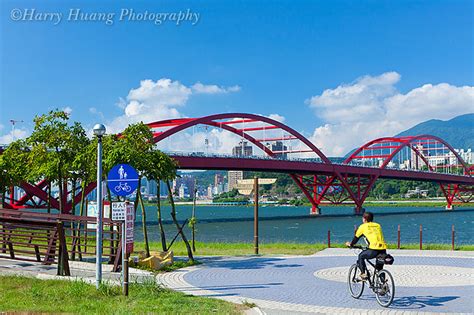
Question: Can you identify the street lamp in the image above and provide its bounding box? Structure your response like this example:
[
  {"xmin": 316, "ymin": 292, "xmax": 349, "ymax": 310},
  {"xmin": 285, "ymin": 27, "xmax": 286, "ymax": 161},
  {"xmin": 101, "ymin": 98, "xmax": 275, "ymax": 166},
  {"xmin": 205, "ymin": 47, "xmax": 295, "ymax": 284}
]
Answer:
[{"xmin": 93, "ymin": 123, "xmax": 106, "ymax": 289}]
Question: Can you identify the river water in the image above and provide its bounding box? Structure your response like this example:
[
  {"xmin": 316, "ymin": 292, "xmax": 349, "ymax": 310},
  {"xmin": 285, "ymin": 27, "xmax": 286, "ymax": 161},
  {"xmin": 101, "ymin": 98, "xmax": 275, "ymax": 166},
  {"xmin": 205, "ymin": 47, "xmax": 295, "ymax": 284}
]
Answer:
[{"xmin": 133, "ymin": 205, "xmax": 474, "ymax": 245}]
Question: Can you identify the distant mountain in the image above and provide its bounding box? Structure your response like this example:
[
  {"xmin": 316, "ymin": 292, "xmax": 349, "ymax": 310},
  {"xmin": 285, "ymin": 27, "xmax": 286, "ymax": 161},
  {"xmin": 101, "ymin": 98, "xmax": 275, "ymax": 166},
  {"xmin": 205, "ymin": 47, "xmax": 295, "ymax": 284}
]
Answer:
[{"xmin": 396, "ymin": 113, "xmax": 474, "ymax": 150}]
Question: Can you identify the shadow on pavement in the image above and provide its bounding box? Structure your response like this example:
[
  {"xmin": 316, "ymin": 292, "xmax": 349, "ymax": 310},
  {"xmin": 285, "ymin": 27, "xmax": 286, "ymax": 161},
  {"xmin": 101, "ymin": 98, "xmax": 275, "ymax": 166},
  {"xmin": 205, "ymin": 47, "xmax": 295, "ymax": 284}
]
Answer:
[
  {"xmin": 390, "ymin": 295, "xmax": 460, "ymax": 309},
  {"xmin": 175, "ymin": 282, "xmax": 284, "ymax": 298},
  {"xmin": 205, "ymin": 257, "xmax": 303, "ymax": 270}
]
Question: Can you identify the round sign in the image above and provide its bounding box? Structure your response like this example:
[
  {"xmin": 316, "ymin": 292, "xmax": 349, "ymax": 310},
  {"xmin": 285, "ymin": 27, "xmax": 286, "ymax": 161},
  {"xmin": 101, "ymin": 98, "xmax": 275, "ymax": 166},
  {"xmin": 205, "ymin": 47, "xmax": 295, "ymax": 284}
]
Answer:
[{"xmin": 107, "ymin": 164, "xmax": 139, "ymax": 196}]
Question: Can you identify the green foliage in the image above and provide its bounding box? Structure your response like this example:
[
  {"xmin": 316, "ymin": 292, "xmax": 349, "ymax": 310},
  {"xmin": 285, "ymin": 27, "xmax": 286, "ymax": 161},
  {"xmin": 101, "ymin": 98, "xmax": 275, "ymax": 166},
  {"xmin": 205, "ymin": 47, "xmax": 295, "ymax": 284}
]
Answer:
[
  {"xmin": 242, "ymin": 300, "xmax": 257, "ymax": 308},
  {"xmin": 1, "ymin": 111, "xmax": 178, "ymax": 214},
  {"xmin": 114, "ymin": 123, "xmax": 154, "ymax": 173},
  {"xmin": 188, "ymin": 216, "xmax": 197, "ymax": 228},
  {"xmin": 213, "ymin": 189, "xmax": 249, "ymax": 203},
  {"xmin": 0, "ymin": 140, "xmax": 30, "ymax": 189},
  {"xmin": 24, "ymin": 110, "xmax": 90, "ymax": 210},
  {"xmin": 143, "ymin": 149, "xmax": 177, "ymax": 182},
  {"xmin": 369, "ymin": 179, "xmax": 441, "ymax": 199}
]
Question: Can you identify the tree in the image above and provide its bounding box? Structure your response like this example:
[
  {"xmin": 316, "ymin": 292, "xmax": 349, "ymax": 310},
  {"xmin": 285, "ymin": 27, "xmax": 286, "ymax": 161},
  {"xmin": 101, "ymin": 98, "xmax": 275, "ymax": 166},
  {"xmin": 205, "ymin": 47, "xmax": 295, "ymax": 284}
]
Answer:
[
  {"xmin": 28, "ymin": 110, "xmax": 87, "ymax": 213},
  {"xmin": 142, "ymin": 150, "xmax": 177, "ymax": 252},
  {"xmin": 0, "ymin": 140, "xmax": 30, "ymax": 207},
  {"xmin": 66, "ymin": 122, "xmax": 90, "ymax": 215},
  {"xmin": 166, "ymin": 180, "xmax": 194, "ymax": 262},
  {"xmin": 102, "ymin": 123, "xmax": 155, "ymax": 257}
]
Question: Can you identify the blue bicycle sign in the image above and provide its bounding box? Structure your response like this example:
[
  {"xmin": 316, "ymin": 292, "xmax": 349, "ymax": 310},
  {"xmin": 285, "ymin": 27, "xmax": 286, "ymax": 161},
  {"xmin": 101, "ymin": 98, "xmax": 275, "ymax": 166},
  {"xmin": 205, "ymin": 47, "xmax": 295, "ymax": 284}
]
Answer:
[
  {"xmin": 114, "ymin": 182, "xmax": 132, "ymax": 193},
  {"xmin": 107, "ymin": 164, "xmax": 139, "ymax": 197}
]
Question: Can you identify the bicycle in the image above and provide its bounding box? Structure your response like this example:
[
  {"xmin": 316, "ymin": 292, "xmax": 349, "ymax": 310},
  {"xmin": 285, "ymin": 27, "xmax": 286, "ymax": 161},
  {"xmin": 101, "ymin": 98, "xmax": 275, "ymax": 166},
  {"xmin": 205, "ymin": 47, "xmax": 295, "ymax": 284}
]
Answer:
[
  {"xmin": 347, "ymin": 245, "xmax": 395, "ymax": 307},
  {"xmin": 114, "ymin": 182, "xmax": 132, "ymax": 193}
]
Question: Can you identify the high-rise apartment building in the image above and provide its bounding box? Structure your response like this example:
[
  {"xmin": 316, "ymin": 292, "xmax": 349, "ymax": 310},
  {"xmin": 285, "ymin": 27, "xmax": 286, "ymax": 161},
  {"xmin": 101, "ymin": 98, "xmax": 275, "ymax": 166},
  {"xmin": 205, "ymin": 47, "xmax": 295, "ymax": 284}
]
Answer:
[{"xmin": 228, "ymin": 170, "xmax": 243, "ymax": 191}]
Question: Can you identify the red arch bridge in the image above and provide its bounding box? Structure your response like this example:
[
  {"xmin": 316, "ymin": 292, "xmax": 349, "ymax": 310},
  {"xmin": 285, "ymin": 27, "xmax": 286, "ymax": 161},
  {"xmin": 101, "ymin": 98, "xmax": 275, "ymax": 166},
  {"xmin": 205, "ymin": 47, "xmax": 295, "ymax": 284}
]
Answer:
[{"xmin": 3, "ymin": 113, "xmax": 474, "ymax": 215}]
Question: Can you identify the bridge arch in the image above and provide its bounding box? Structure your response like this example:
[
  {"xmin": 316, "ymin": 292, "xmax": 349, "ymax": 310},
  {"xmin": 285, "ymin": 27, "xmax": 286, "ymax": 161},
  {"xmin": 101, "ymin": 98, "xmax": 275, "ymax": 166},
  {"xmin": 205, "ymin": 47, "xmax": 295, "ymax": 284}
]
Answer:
[
  {"xmin": 147, "ymin": 113, "xmax": 331, "ymax": 164},
  {"xmin": 345, "ymin": 135, "xmax": 470, "ymax": 174},
  {"xmin": 342, "ymin": 135, "xmax": 472, "ymax": 209}
]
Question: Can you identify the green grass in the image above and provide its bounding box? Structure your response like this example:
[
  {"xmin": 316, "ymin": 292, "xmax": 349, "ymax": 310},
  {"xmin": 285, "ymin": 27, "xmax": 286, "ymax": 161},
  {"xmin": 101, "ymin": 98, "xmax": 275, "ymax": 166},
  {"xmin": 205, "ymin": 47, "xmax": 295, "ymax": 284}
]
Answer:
[
  {"xmin": 363, "ymin": 201, "xmax": 474, "ymax": 207},
  {"xmin": 0, "ymin": 275, "xmax": 244, "ymax": 314},
  {"xmin": 133, "ymin": 241, "xmax": 474, "ymax": 256},
  {"xmin": 134, "ymin": 241, "xmax": 329, "ymax": 256}
]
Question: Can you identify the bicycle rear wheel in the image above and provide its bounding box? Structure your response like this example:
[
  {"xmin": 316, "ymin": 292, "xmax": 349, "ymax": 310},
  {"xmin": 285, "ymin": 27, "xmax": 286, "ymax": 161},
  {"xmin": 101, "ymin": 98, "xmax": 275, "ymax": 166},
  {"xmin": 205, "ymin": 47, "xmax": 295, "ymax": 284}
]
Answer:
[
  {"xmin": 348, "ymin": 264, "xmax": 364, "ymax": 298},
  {"xmin": 375, "ymin": 269, "xmax": 395, "ymax": 307}
]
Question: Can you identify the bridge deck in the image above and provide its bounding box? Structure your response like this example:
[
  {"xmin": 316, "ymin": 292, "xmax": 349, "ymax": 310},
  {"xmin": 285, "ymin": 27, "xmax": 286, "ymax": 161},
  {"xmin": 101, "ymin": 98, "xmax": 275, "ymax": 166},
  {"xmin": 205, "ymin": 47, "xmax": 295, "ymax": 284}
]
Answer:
[{"xmin": 170, "ymin": 155, "xmax": 474, "ymax": 185}]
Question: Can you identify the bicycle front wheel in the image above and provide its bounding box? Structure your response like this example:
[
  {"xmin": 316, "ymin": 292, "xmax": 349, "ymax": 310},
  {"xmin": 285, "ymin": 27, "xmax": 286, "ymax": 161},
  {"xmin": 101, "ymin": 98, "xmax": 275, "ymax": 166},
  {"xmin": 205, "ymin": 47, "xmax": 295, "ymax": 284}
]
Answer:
[
  {"xmin": 375, "ymin": 269, "xmax": 395, "ymax": 307},
  {"xmin": 348, "ymin": 264, "xmax": 364, "ymax": 298}
]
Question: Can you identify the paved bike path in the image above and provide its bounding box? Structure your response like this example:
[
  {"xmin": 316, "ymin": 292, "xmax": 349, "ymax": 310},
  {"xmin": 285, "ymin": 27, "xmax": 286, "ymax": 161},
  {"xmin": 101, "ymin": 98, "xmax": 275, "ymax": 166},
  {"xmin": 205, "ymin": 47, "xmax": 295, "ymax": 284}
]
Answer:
[{"xmin": 157, "ymin": 249, "xmax": 474, "ymax": 314}]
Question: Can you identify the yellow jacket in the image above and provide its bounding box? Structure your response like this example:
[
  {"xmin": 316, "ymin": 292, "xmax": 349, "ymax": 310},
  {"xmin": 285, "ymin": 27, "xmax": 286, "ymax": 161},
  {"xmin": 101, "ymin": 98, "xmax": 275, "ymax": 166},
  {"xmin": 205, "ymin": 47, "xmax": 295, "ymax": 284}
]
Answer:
[{"xmin": 355, "ymin": 222, "xmax": 387, "ymax": 250}]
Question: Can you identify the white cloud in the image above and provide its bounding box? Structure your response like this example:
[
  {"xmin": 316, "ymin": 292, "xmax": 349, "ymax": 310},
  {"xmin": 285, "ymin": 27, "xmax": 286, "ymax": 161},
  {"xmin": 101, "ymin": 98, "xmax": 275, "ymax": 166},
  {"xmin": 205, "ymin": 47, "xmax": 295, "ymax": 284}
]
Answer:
[
  {"xmin": 155, "ymin": 125, "xmax": 243, "ymax": 155},
  {"xmin": 106, "ymin": 78, "xmax": 240, "ymax": 134},
  {"xmin": 307, "ymin": 72, "xmax": 474, "ymax": 156},
  {"xmin": 106, "ymin": 78, "xmax": 192, "ymax": 133},
  {"xmin": 128, "ymin": 79, "xmax": 192, "ymax": 106},
  {"xmin": 192, "ymin": 82, "xmax": 241, "ymax": 94},
  {"xmin": 267, "ymin": 113, "xmax": 286, "ymax": 123},
  {"xmin": 0, "ymin": 128, "xmax": 29, "ymax": 144}
]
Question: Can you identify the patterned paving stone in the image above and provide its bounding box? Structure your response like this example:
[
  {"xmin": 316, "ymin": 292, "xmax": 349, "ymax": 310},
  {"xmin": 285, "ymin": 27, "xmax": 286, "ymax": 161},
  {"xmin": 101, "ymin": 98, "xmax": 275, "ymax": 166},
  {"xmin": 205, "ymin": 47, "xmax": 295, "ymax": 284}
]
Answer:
[
  {"xmin": 156, "ymin": 249, "xmax": 474, "ymax": 314},
  {"xmin": 314, "ymin": 265, "xmax": 474, "ymax": 287}
]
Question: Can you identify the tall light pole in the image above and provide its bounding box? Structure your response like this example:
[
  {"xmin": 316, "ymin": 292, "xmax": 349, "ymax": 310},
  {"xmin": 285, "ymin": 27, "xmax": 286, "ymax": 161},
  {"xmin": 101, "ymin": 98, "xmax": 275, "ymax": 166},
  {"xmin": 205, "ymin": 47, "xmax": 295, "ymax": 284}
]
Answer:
[{"xmin": 93, "ymin": 123, "xmax": 106, "ymax": 289}]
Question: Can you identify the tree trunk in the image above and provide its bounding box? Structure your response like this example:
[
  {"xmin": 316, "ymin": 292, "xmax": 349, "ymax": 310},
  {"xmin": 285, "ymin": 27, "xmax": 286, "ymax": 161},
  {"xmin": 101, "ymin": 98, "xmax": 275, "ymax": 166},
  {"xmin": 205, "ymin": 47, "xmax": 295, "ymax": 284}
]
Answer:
[
  {"xmin": 47, "ymin": 181, "xmax": 52, "ymax": 214},
  {"xmin": 70, "ymin": 177, "xmax": 77, "ymax": 260},
  {"xmin": 75, "ymin": 180, "xmax": 86, "ymax": 261},
  {"xmin": 58, "ymin": 162, "xmax": 63, "ymax": 213},
  {"xmin": 139, "ymin": 191, "xmax": 150, "ymax": 257},
  {"xmin": 78, "ymin": 181, "xmax": 86, "ymax": 217},
  {"xmin": 134, "ymin": 177, "xmax": 142, "ymax": 215},
  {"xmin": 191, "ymin": 185, "xmax": 197, "ymax": 252},
  {"xmin": 1, "ymin": 188, "xmax": 5, "ymax": 208},
  {"xmin": 156, "ymin": 181, "xmax": 167, "ymax": 251},
  {"xmin": 166, "ymin": 180, "xmax": 194, "ymax": 262}
]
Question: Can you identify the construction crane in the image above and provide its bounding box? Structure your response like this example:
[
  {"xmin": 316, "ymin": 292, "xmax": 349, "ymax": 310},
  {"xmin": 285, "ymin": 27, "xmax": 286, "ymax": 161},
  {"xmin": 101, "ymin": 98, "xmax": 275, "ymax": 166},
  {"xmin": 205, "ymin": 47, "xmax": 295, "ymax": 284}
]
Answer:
[{"xmin": 9, "ymin": 119, "xmax": 24, "ymax": 141}]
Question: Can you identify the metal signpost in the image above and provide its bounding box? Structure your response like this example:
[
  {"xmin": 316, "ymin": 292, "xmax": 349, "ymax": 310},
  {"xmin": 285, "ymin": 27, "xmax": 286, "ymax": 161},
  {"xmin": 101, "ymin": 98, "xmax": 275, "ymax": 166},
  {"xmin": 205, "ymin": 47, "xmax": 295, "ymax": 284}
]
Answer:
[
  {"xmin": 237, "ymin": 178, "xmax": 276, "ymax": 254},
  {"xmin": 108, "ymin": 164, "xmax": 139, "ymax": 296},
  {"xmin": 93, "ymin": 123, "xmax": 106, "ymax": 290}
]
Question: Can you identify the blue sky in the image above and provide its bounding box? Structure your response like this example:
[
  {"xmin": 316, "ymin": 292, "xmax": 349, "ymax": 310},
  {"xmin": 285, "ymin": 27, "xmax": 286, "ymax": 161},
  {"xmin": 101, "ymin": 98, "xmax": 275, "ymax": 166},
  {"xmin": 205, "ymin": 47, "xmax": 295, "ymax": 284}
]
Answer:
[{"xmin": 1, "ymin": 0, "xmax": 472, "ymax": 155}]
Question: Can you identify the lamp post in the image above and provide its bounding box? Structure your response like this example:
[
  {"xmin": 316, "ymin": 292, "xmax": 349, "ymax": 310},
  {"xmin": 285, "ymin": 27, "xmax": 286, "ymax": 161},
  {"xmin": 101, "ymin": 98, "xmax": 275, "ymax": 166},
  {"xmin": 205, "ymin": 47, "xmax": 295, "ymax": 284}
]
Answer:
[{"xmin": 93, "ymin": 123, "xmax": 106, "ymax": 289}]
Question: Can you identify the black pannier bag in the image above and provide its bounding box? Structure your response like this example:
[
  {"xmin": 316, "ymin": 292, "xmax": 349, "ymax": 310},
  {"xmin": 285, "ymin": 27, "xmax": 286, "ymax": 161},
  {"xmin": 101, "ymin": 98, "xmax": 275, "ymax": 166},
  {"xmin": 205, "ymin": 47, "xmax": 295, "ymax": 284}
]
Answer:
[{"xmin": 376, "ymin": 253, "xmax": 395, "ymax": 266}]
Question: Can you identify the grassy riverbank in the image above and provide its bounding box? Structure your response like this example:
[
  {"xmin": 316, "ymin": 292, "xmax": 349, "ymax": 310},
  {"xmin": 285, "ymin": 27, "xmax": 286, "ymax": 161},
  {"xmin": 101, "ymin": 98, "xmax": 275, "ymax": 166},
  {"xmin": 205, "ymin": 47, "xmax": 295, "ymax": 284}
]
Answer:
[
  {"xmin": 0, "ymin": 275, "xmax": 243, "ymax": 314},
  {"xmin": 134, "ymin": 241, "xmax": 474, "ymax": 256}
]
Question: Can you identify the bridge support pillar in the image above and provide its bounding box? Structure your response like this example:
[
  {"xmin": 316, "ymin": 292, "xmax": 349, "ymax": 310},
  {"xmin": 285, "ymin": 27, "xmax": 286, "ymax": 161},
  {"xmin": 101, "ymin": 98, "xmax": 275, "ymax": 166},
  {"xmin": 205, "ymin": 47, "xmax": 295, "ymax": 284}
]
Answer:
[
  {"xmin": 310, "ymin": 206, "xmax": 321, "ymax": 215},
  {"xmin": 445, "ymin": 204, "xmax": 454, "ymax": 211},
  {"xmin": 354, "ymin": 206, "xmax": 365, "ymax": 215}
]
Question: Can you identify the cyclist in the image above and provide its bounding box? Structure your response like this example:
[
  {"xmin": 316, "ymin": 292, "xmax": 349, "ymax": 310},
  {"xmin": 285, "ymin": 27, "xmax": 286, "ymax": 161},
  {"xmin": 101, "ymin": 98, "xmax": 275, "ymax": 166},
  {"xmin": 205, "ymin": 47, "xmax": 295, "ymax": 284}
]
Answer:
[{"xmin": 345, "ymin": 211, "xmax": 387, "ymax": 280}]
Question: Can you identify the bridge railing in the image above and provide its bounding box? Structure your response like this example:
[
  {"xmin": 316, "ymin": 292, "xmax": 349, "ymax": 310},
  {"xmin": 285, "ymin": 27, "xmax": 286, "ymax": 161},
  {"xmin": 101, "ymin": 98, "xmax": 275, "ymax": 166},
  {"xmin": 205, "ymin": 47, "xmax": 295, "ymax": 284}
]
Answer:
[{"xmin": 165, "ymin": 151, "xmax": 472, "ymax": 177}]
